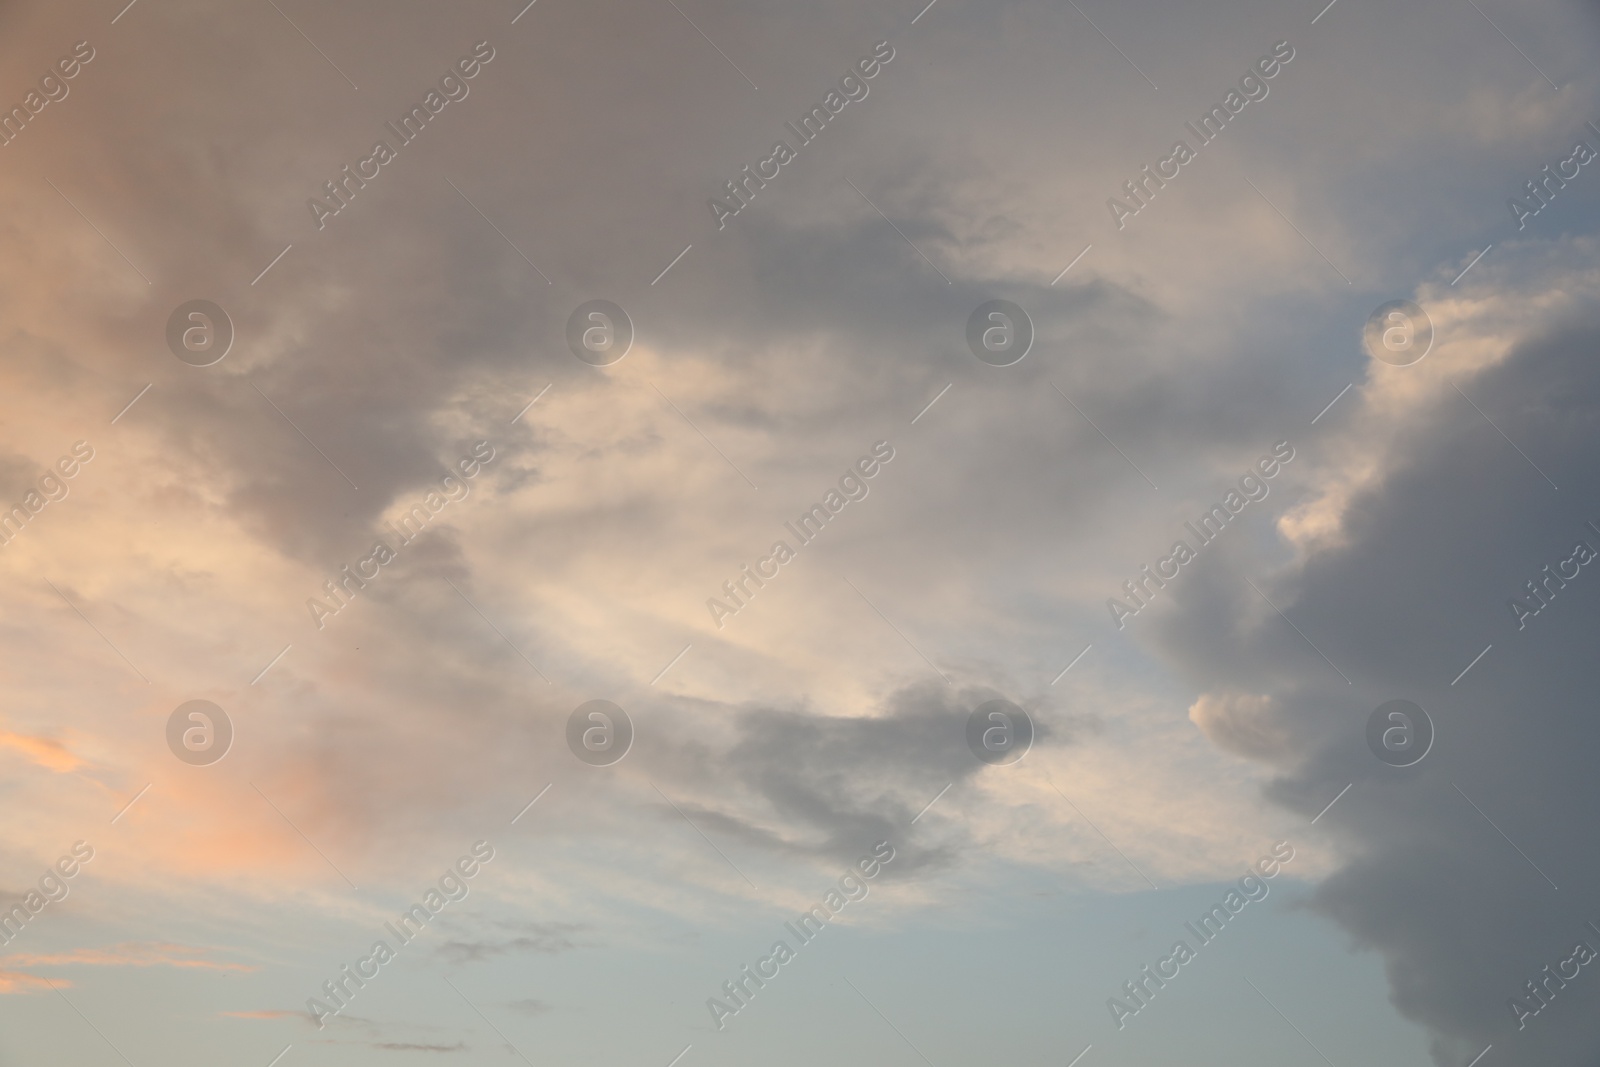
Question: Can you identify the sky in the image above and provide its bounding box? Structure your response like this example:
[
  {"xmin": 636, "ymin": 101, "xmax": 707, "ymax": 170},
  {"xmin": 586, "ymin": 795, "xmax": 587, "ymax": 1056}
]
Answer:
[{"xmin": 0, "ymin": 0, "xmax": 1599, "ymax": 1064}]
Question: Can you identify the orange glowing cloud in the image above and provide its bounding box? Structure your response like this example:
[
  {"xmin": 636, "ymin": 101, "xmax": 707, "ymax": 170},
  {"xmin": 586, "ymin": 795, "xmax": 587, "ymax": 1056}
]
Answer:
[
  {"xmin": 0, "ymin": 970, "xmax": 64, "ymax": 994},
  {"xmin": 0, "ymin": 729, "xmax": 83, "ymax": 773},
  {"xmin": 1, "ymin": 942, "xmax": 254, "ymax": 972}
]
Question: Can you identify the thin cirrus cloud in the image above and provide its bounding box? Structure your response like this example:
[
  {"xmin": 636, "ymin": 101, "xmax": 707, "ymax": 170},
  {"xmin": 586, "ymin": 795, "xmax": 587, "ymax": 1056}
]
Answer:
[
  {"xmin": 0, "ymin": 729, "xmax": 84, "ymax": 774},
  {"xmin": 0, "ymin": 942, "xmax": 256, "ymax": 972}
]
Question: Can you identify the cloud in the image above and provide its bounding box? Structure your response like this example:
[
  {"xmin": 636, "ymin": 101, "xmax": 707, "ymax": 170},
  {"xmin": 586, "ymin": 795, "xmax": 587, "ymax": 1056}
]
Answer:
[
  {"xmin": 646, "ymin": 680, "xmax": 1071, "ymax": 876},
  {"xmin": 0, "ymin": 970, "xmax": 60, "ymax": 995},
  {"xmin": 434, "ymin": 921, "xmax": 589, "ymax": 964},
  {"xmin": 1144, "ymin": 239, "xmax": 1600, "ymax": 1063},
  {"xmin": 1188, "ymin": 692, "xmax": 1293, "ymax": 763},
  {"xmin": 0, "ymin": 728, "xmax": 83, "ymax": 773},
  {"xmin": 2, "ymin": 942, "xmax": 256, "ymax": 973},
  {"xmin": 0, "ymin": 1, "xmax": 1596, "ymax": 1064}
]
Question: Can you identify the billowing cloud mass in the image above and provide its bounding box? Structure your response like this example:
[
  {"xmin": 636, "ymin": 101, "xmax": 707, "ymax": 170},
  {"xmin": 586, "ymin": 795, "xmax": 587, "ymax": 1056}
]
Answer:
[{"xmin": 0, "ymin": 0, "xmax": 1597, "ymax": 1064}]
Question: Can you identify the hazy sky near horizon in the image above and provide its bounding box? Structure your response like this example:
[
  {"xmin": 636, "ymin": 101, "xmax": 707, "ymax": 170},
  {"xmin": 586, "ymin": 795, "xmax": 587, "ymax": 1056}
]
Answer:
[{"xmin": 1, "ymin": 0, "xmax": 1600, "ymax": 1064}]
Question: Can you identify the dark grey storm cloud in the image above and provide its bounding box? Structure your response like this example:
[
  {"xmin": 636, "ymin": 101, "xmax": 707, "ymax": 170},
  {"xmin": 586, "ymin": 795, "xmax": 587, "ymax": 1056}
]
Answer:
[{"xmin": 1143, "ymin": 271, "xmax": 1600, "ymax": 1062}]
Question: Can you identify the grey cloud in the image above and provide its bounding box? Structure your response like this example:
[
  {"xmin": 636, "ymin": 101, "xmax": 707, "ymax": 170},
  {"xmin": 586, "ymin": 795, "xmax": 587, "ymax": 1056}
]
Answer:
[
  {"xmin": 642, "ymin": 680, "xmax": 1083, "ymax": 876},
  {"xmin": 1146, "ymin": 286, "xmax": 1600, "ymax": 1063},
  {"xmin": 434, "ymin": 921, "xmax": 591, "ymax": 964}
]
